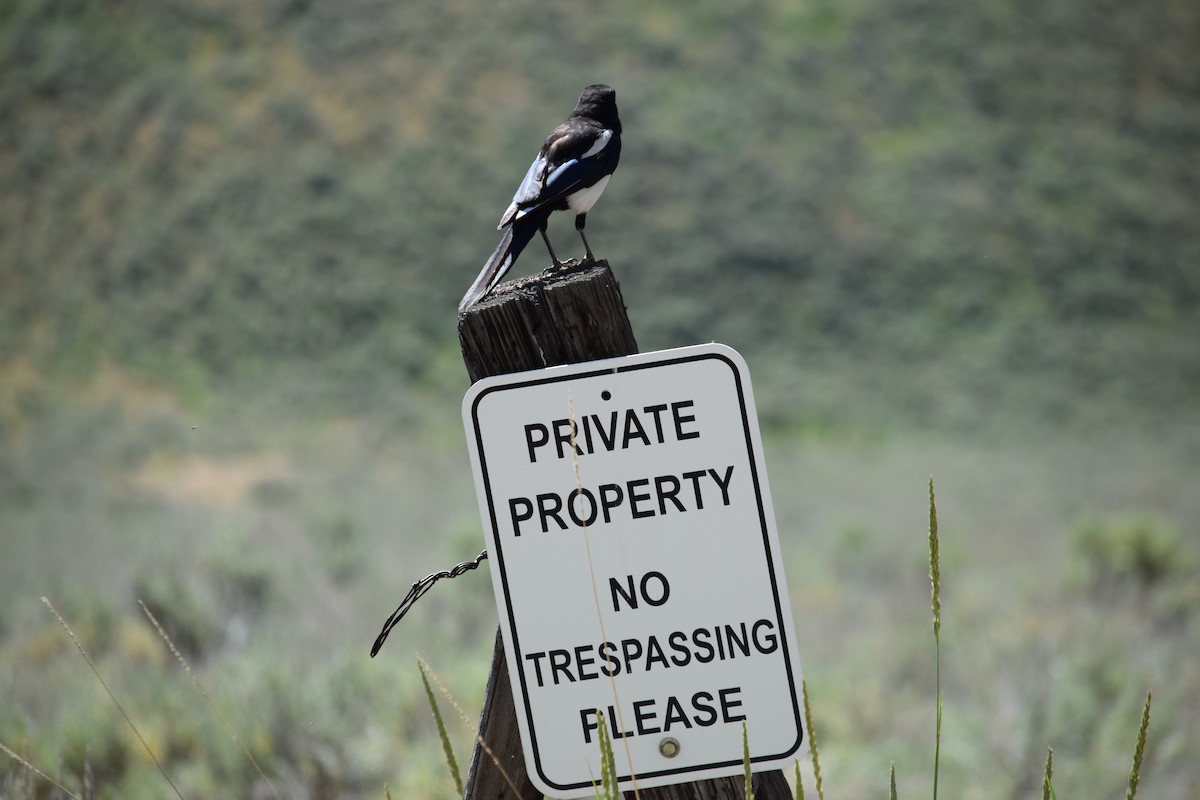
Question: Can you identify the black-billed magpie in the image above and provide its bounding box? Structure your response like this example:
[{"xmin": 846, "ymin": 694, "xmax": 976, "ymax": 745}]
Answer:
[{"xmin": 458, "ymin": 84, "xmax": 622, "ymax": 313}]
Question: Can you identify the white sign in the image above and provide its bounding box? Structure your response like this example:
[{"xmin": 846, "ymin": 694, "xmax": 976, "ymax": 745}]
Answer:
[{"xmin": 463, "ymin": 343, "xmax": 805, "ymax": 797}]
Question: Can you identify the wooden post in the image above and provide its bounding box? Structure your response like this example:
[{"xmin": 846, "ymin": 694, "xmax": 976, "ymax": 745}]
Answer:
[
  {"xmin": 457, "ymin": 261, "xmax": 794, "ymax": 800},
  {"xmin": 458, "ymin": 260, "xmax": 639, "ymax": 384}
]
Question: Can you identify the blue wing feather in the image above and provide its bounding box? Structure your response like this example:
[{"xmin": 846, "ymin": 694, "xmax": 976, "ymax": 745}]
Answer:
[
  {"xmin": 499, "ymin": 126, "xmax": 618, "ymax": 228},
  {"xmin": 512, "ymin": 155, "xmax": 546, "ymax": 206}
]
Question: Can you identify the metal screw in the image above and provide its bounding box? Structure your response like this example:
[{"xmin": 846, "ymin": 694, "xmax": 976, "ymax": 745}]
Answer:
[{"xmin": 659, "ymin": 737, "xmax": 680, "ymax": 758}]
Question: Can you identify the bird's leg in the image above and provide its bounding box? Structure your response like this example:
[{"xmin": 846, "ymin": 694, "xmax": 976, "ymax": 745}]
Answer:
[
  {"xmin": 575, "ymin": 213, "xmax": 596, "ymax": 263},
  {"xmin": 538, "ymin": 219, "xmax": 564, "ymax": 268}
]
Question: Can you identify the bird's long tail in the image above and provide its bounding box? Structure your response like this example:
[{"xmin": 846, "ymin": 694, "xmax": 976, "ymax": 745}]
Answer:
[{"xmin": 458, "ymin": 217, "xmax": 541, "ymax": 314}]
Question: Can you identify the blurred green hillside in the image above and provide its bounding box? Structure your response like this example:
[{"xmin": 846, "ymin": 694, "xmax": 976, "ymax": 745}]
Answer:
[
  {"xmin": 3, "ymin": 0, "xmax": 1197, "ymax": 431},
  {"xmin": 2, "ymin": 0, "xmax": 1199, "ymax": 798}
]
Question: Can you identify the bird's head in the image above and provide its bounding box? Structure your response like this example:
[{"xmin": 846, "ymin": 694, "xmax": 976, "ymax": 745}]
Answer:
[{"xmin": 573, "ymin": 84, "xmax": 621, "ymax": 133}]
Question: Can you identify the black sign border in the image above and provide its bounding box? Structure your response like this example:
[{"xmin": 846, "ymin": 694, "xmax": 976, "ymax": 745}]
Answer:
[{"xmin": 468, "ymin": 347, "xmax": 804, "ymax": 794}]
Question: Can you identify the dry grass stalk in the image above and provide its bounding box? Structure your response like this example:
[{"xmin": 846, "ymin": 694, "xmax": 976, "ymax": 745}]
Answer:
[
  {"xmin": 569, "ymin": 392, "xmax": 640, "ymax": 798},
  {"xmin": 801, "ymin": 679, "xmax": 823, "ymax": 800},
  {"xmin": 41, "ymin": 596, "xmax": 187, "ymax": 800},
  {"xmin": 742, "ymin": 722, "xmax": 754, "ymax": 800},
  {"xmin": 0, "ymin": 740, "xmax": 83, "ymax": 800},
  {"xmin": 138, "ymin": 600, "xmax": 282, "ymax": 800}
]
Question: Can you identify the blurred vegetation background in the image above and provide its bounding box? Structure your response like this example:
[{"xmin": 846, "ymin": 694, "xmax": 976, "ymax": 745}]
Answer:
[{"xmin": 1, "ymin": 0, "xmax": 1197, "ymax": 797}]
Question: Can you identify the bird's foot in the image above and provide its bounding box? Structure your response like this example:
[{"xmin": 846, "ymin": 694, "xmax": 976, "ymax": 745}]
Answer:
[{"xmin": 543, "ymin": 257, "xmax": 581, "ymax": 274}]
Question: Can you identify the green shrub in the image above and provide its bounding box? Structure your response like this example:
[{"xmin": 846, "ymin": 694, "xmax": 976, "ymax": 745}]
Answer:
[{"xmin": 1073, "ymin": 514, "xmax": 1187, "ymax": 598}]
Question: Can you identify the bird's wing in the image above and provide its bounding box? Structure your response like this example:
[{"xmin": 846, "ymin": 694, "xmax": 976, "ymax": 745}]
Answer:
[{"xmin": 498, "ymin": 123, "xmax": 615, "ymax": 229}]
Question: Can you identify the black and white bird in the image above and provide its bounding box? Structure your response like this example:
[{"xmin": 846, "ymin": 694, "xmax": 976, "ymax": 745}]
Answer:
[{"xmin": 458, "ymin": 84, "xmax": 622, "ymax": 313}]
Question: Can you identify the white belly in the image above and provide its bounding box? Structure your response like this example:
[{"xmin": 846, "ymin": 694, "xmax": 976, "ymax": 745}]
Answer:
[{"xmin": 566, "ymin": 174, "xmax": 611, "ymax": 214}]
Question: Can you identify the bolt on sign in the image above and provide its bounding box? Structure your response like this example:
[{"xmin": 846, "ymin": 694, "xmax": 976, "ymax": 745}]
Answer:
[{"xmin": 462, "ymin": 343, "xmax": 806, "ymax": 797}]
